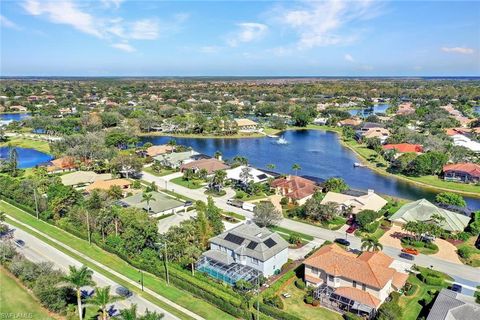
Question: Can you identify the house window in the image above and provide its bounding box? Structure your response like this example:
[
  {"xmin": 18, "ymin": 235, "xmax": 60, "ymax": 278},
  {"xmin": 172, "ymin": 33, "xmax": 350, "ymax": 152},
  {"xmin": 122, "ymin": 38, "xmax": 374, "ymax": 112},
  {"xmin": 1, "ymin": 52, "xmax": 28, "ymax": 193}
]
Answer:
[
  {"xmin": 353, "ymin": 281, "xmax": 357, "ymax": 288},
  {"xmin": 328, "ymin": 275, "xmax": 334, "ymax": 282},
  {"xmin": 311, "ymin": 267, "xmax": 319, "ymax": 275},
  {"xmin": 362, "ymin": 284, "xmax": 366, "ymax": 291},
  {"xmin": 251, "ymin": 257, "xmax": 259, "ymax": 265}
]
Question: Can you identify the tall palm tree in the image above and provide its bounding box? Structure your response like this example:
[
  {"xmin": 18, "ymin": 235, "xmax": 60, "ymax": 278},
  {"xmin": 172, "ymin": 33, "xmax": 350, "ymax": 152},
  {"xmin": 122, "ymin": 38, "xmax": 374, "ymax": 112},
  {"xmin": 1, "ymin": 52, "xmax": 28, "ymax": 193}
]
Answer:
[
  {"xmin": 214, "ymin": 150, "xmax": 222, "ymax": 160},
  {"xmin": 184, "ymin": 245, "xmax": 202, "ymax": 276},
  {"xmin": 141, "ymin": 192, "xmax": 154, "ymax": 214},
  {"xmin": 210, "ymin": 170, "xmax": 227, "ymax": 191},
  {"xmin": 63, "ymin": 265, "xmax": 95, "ymax": 320},
  {"xmin": 361, "ymin": 237, "xmax": 383, "ymax": 252},
  {"xmin": 117, "ymin": 305, "xmax": 164, "ymax": 320},
  {"xmin": 8, "ymin": 145, "xmax": 18, "ymax": 176},
  {"xmin": 292, "ymin": 163, "xmax": 301, "ymax": 176},
  {"xmin": 88, "ymin": 286, "xmax": 122, "ymax": 320}
]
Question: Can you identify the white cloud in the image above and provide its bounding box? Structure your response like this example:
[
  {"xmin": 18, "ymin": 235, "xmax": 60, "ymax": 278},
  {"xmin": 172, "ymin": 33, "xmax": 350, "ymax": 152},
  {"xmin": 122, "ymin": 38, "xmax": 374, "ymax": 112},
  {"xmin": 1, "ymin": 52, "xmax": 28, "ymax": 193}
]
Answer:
[
  {"xmin": 200, "ymin": 46, "xmax": 221, "ymax": 54},
  {"xmin": 101, "ymin": 0, "xmax": 124, "ymax": 9},
  {"xmin": 344, "ymin": 53, "xmax": 354, "ymax": 62},
  {"xmin": 111, "ymin": 42, "xmax": 135, "ymax": 52},
  {"xmin": 129, "ymin": 19, "xmax": 159, "ymax": 40},
  {"xmin": 441, "ymin": 47, "xmax": 474, "ymax": 54},
  {"xmin": 227, "ymin": 22, "xmax": 268, "ymax": 47},
  {"xmin": 0, "ymin": 15, "xmax": 21, "ymax": 30},
  {"xmin": 276, "ymin": 0, "xmax": 383, "ymax": 49}
]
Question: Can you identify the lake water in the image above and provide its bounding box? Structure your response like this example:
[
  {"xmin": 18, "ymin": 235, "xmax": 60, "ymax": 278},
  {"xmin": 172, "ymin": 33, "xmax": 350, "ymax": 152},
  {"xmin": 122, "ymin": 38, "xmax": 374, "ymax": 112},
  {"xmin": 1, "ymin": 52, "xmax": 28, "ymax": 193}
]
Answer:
[
  {"xmin": 0, "ymin": 113, "xmax": 31, "ymax": 121},
  {"xmin": 141, "ymin": 130, "xmax": 480, "ymax": 210},
  {"xmin": 348, "ymin": 103, "xmax": 389, "ymax": 116},
  {"xmin": 0, "ymin": 147, "xmax": 53, "ymax": 169}
]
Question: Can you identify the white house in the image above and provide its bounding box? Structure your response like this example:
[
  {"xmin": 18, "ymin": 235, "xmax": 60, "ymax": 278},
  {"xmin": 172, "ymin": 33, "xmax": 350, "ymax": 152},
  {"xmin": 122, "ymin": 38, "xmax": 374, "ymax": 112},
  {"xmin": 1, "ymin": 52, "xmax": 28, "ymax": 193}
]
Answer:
[{"xmin": 225, "ymin": 165, "xmax": 273, "ymax": 184}]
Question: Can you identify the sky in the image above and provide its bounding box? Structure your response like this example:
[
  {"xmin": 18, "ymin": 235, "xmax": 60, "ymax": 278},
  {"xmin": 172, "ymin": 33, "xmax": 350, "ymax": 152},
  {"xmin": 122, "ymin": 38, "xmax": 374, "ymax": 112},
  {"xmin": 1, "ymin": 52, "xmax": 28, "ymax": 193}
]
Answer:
[{"xmin": 0, "ymin": 0, "xmax": 479, "ymax": 76}]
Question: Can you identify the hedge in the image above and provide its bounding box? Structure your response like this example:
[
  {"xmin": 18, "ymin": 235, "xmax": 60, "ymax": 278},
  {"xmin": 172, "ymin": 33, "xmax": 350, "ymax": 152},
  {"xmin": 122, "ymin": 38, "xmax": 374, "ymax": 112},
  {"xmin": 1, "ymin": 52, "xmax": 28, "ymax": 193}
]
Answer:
[{"xmin": 258, "ymin": 303, "xmax": 302, "ymax": 320}]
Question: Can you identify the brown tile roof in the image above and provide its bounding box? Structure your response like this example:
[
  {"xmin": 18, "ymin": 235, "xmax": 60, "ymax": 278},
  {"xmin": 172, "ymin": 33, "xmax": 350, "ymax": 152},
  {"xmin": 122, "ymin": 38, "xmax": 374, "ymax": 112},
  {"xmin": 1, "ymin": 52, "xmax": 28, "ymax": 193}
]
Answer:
[
  {"xmin": 180, "ymin": 158, "xmax": 230, "ymax": 174},
  {"xmin": 304, "ymin": 244, "xmax": 396, "ymax": 289},
  {"xmin": 85, "ymin": 179, "xmax": 131, "ymax": 192},
  {"xmin": 443, "ymin": 163, "xmax": 480, "ymax": 178},
  {"xmin": 271, "ymin": 175, "xmax": 317, "ymax": 200},
  {"xmin": 235, "ymin": 118, "xmax": 258, "ymax": 127},
  {"xmin": 146, "ymin": 145, "xmax": 173, "ymax": 157},
  {"xmin": 392, "ymin": 272, "xmax": 409, "ymax": 290},
  {"xmin": 339, "ymin": 118, "xmax": 362, "ymax": 126},
  {"xmin": 334, "ymin": 287, "xmax": 381, "ymax": 308},
  {"xmin": 383, "ymin": 143, "xmax": 423, "ymax": 153},
  {"xmin": 46, "ymin": 156, "xmax": 77, "ymax": 172}
]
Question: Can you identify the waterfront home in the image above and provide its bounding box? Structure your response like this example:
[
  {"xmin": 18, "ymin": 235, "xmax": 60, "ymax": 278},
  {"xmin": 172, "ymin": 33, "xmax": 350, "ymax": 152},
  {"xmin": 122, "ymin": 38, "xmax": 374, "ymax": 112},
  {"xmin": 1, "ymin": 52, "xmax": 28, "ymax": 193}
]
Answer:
[
  {"xmin": 389, "ymin": 199, "xmax": 470, "ymax": 232},
  {"xmin": 396, "ymin": 102, "xmax": 415, "ymax": 115},
  {"xmin": 119, "ymin": 191, "xmax": 186, "ymax": 217},
  {"xmin": 234, "ymin": 118, "xmax": 259, "ymax": 132},
  {"xmin": 60, "ymin": 170, "xmax": 112, "ymax": 187},
  {"xmin": 9, "ymin": 105, "xmax": 28, "ymax": 112},
  {"xmin": 44, "ymin": 156, "xmax": 78, "ymax": 173},
  {"xmin": 313, "ymin": 117, "xmax": 328, "ymax": 125},
  {"xmin": 305, "ymin": 244, "xmax": 408, "ymax": 316},
  {"xmin": 427, "ymin": 289, "xmax": 480, "ymax": 320},
  {"xmin": 196, "ymin": 221, "xmax": 289, "ymax": 284},
  {"xmin": 338, "ymin": 118, "xmax": 362, "ymax": 127},
  {"xmin": 180, "ymin": 158, "xmax": 230, "ymax": 175},
  {"xmin": 382, "ymin": 143, "xmax": 423, "ymax": 154},
  {"xmin": 320, "ymin": 189, "xmax": 387, "ymax": 214},
  {"xmin": 270, "ymin": 175, "xmax": 317, "ymax": 205},
  {"xmin": 451, "ymin": 134, "xmax": 480, "ymax": 153},
  {"xmin": 443, "ymin": 163, "xmax": 480, "ymax": 184},
  {"xmin": 145, "ymin": 144, "xmax": 174, "ymax": 157},
  {"xmin": 441, "ymin": 104, "xmax": 472, "ymax": 127},
  {"xmin": 85, "ymin": 179, "xmax": 132, "ymax": 196},
  {"xmin": 153, "ymin": 150, "xmax": 199, "ymax": 169},
  {"xmin": 355, "ymin": 127, "xmax": 390, "ymax": 143},
  {"xmin": 225, "ymin": 165, "xmax": 273, "ymax": 184}
]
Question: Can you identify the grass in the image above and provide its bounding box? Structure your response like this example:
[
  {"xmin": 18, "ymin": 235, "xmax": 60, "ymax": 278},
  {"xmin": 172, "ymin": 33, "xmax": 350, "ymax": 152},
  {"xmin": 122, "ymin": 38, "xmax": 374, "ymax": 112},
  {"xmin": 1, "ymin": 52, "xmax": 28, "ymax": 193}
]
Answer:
[
  {"xmin": 398, "ymin": 174, "xmax": 480, "ymax": 194},
  {"xmin": 0, "ymin": 137, "xmax": 51, "ymax": 154},
  {"xmin": 456, "ymin": 236, "xmax": 480, "ymax": 267},
  {"xmin": 143, "ymin": 166, "xmax": 176, "ymax": 177},
  {"xmin": 269, "ymin": 226, "xmax": 314, "ymax": 241},
  {"xmin": 170, "ymin": 177, "xmax": 204, "ymax": 189},
  {"xmin": 138, "ymin": 131, "xmax": 265, "ymax": 139},
  {"xmin": 222, "ymin": 211, "xmax": 246, "ymax": 221},
  {"xmin": 355, "ymin": 226, "xmax": 386, "ymax": 240},
  {"xmin": 0, "ymin": 267, "xmax": 55, "ymax": 320},
  {"xmin": 0, "ymin": 201, "xmax": 235, "ymax": 320},
  {"xmin": 278, "ymin": 280, "xmax": 342, "ymax": 320}
]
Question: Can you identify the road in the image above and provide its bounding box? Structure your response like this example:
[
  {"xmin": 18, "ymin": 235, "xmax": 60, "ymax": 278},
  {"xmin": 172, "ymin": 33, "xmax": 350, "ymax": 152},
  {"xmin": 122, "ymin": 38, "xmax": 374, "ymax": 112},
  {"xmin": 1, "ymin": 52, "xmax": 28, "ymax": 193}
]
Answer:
[
  {"xmin": 7, "ymin": 223, "xmax": 179, "ymax": 320},
  {"xmin": 143, "ymin": 170, "xmax": 480, "ymax": 287}
]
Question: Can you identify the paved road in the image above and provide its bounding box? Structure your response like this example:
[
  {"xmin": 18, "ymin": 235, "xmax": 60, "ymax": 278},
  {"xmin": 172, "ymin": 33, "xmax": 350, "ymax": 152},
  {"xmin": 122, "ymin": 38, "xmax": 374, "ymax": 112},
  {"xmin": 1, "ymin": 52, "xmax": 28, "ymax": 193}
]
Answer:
[
  {"xmin": 7, "ymin": 223, "xmax": 179, "ymax": 320},
  {"xmin": 143, "ymin": 171, "xmax": 480, "ymax": 286}
]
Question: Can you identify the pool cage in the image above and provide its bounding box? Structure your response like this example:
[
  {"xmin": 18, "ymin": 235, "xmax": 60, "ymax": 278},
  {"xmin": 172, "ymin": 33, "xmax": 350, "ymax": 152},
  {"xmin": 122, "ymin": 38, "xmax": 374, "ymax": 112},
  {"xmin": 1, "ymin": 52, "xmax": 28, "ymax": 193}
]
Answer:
[
  {"xmin": 314, "ymin": 284, "xmax": 376, "ymax": 319},
  {"xmin": 196, "ymin": 255, "xmax": 262, "ymax": 286}
]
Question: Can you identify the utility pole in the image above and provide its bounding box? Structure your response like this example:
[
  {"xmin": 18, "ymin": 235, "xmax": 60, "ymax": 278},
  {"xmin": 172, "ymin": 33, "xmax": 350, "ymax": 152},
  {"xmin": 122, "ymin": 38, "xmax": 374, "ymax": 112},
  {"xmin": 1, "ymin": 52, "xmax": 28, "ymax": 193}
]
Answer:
[
  {"xmin": 33, "ymin": 187, "xmax": 39, "ymax": 219},
  {"xmin": 164, "ymin": 241, "xmax": 170, "ymax": 285},
  {"xmin": 139, "ymin": 270, "xmax": 144, "ymax": 291},
  {"xmin": 86, "ymin": 210, "xmax": 91, "ymax": 245}
]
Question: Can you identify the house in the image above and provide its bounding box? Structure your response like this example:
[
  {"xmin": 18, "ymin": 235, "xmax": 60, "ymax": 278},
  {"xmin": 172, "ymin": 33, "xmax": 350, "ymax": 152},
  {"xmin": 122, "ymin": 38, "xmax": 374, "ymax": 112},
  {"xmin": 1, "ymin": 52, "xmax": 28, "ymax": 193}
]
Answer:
[
  {"xmin": 234, "ymin": 118, "xmax": 259, "ymax": 131},
  {"xmin": 85, "ymin": 179, "xmax": 132, "ymax": 195},
  {"xmin": 9, "ymin": 105, "xmax": 28, "ymax": 112},
  {"xmin": 119, "ymin": 191, "xmax": 186, "ymax": 217},
  {"xmin": 270, "ymin": 175, "xmax": 317, "ymax": 205},
  {"xmin": 396, "ymin": 102, "xmax": 415, "ymax": 116},
  {"xmin": 355, "ymin": 127, "xmax": 390, "ymax": 143},
  {"xmin": 145, "ymin": 145, "xmax": 174, "ymax": 157},
  {"xmin": 305, "ymin": 244, "xmax": 408, "ymax": 315},
  {"xmin": 225, "ymin": 165, "xmax": 273, "ymax": 184},
  {"xmin": 451, "ymin": 134, "xmax": 480, "ymax": 153},
  {"xmin": 313, "ymin": 117, "xmax": 328, "ymax": 125},
  {"xmin": 443, "ymin": 163, "xmax": 480, "ymax": 183},
  {"xmin": 44, "ymin": 157, "xmax": 78, "ymax": 173},
  {"xmin": 441, "ymin": 105, "xmax": 472, "ymax": 127},
  {"xmin": 153, "ymin": 150, "xmax": 199, "ymax": 169},
  {"xmin": 60, "ymin": 171, "xmax": 112, "ymax": 187},
  {"xmin": 196, "ymin": 222, "xmax": 289, "ymax": 284},
  {"xmin": 426, "ymin": 289, "xmax": 480, "ymax": 320},
  {"xmin": 338, "ymin": 118, "xmax": 362, "ymax": 127},
  {"xmin": 180, "ymin": 158, "xmax": 230, "ymax": 175},
  {"xmin": 320, "ymin": 189, "xmax": 387, "ymax": 214},
  {"xmin": 382, "ymin": 143, "xmax": 423, "ymax": 154},
  {"xmin": 389, "ymin": 199, "xmax": 471, "ymax": 232}
]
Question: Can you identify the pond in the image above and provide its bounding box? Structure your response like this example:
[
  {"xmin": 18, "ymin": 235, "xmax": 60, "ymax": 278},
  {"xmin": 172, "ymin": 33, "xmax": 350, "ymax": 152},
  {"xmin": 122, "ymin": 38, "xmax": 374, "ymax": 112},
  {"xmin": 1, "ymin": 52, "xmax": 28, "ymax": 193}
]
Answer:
[
  {"xmin": 0, "ymin": 113, "xmax": 31, "ymax": 121},
  {"xmin": 0, "ymin": 147, "xmax": 53, "ymax": 169},
  {"xmin": 141, "ymin": 130, "xmax": 480, "ymax": 210},
  {"xmin": 348, "ymin": 103, "xmax": 389, "ymax": 116}
]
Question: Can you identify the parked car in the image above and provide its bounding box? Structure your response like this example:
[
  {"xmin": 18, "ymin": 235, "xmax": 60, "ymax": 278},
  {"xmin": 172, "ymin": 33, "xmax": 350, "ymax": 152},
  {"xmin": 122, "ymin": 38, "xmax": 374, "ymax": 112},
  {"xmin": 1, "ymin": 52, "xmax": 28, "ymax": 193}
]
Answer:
[
  {"xmin": 334, "ymin": 238, "xmax": 350, "ymax": 246},
  {"xmin": 346, "ymin": 225, "xmax": 358, "ymax": 234},
  {"xmin": 226, "ymin": 199, "xmax": 243, "ymax": 208},
  {"xmin": 401, "ymin": 247, "xmax": 419, "ymax": 255},
  {"xmin": 115, "ymin": 286, "xmax": 133, "ymax": 298},
  {"xmin": 14, "ymin": 239, "xmax": 25, "ymax": 247},
  {"xmin": 450, "ymin": 284, "xmax": 462, "ymax": 293},
  {"xmin": 242, "ymin": 202, "xmax": 256, "ymax": 212},
  {"xmin": 399, "ymin": 252, "xmax": 415, "ymax": 261}
]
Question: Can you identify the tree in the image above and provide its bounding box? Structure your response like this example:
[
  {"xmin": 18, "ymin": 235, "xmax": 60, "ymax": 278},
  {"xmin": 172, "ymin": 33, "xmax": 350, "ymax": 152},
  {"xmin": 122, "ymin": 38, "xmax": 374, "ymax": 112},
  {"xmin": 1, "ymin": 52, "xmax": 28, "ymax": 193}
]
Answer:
[
  {"xmin": 376, "ymin": 301, "xmax": 403, "ymax": 320},
  {"xmin": 88, "ymin": 286, "xmax": 122, "ymax": 320},
  {"xmin": 183, "ymin": 245, "xmax": 202, "ymax": 276},
  {"xmin": 233, "ymin": 156, "xmax": 248, "ymax": 166},
  {"xmin": 117, "ymin": 305, "xmax": 164, "ymax": 320},
  {"xmin": 239, "ymin": 166, "xmax": 253, "ymax": 184},
  {"xmin": 63, "ymin": 265, "xmax": 95, "ymax": 320},
  {"xmin": 141, "ymin": 192, "xmax": 154, "ymax": 214},
  {"xmin": 266, "ymin": 163, "xmax": 276, "ymax": 170},
  {"xmin": 291, "ymin": 107, "xmax": 312, "ymax": 127},
  {"xmin": 0, "ymin": 211, "xmax": 8, "ymax": 234},
  {"xmin": 8, "ymin": 145, "xmax": 18, "ymax": 176},
  {"xmin": 210, "ymin": 170, "xmax": 227, "ymax": 191},
  {"xmin": 361, "ymin": 237, "xmax": 383, "ymax": 252},
  {"xmin": 435, "ymin": 192, "xmax": 466, "ymax": 207},
  {"xmin": 110, "ymin": 154, "xmax": 143, "ymax": 179},
  {"xmin": 253, "ymin": 201, "xmax": 283, "ymax": 227},
  {"xmin": 324, "ymin": 177, "xmax": 349, "ymax": 193},
  {"xmin": 214, "ymin": 150, "xmax": 222, "ymax": 159},
  {"xmin": 305, "ymin": 200, "xmax": 338, "ymax": 222},
  {"xmin": 291, "ymin": 163, "xmax": 301, "ymax": 176},
  {"xmin": 342, "ymin": 126, "xmax": 355, "ymax": 140}
]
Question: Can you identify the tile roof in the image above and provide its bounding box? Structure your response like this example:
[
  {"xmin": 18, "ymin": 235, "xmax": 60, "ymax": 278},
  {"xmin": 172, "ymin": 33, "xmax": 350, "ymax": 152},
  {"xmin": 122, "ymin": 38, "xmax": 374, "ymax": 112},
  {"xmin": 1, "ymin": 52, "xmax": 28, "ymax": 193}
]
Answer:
[
  {"xmin": 180, "ymin": 158, "xmax": 230, "ymax": 174},
  {"xmin": 235, "ymin": 118, "xmax": 258, "ymax": 127},
  {"xmin": 392, "ymin": 272, "xmax": 409, "ymax": 290},
  {"xmin": 334, "ymin": 287, "xmax": 381, "ymax": 308},
  {"xmin": 146, "ymin": 145, "xmax": 174, "ymax": 157},
  {"xmin": 85, "ymin": 179, "xmax": 131, "ymax": 192},
  {"xmin": 443, "ymin": 163, "xmax": 480, "ymax": 178},
  {"xmin": 383, "ymin": 143, "xmax": 423, "ymax": 153},
  {"xmin": 304, "ymin": 244, "xmax": 397, "ymax": 289},
  {"xmin": 321, "ymin": 191, "xmax": 387, "ymax": 214},
  {"xmin": 427, "ymin": 289, "xmax": 480, "ymax": 320},
  {"xmin": 271, "ymin": 175, "xmax": 317, "ymax": 200}
]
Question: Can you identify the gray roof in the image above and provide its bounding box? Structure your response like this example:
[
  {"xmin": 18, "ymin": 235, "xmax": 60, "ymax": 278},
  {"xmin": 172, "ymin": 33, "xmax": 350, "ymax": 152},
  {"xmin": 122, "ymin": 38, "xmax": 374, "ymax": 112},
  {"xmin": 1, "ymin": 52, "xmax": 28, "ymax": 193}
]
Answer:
[
  {"xmin": 209, "ymin": 222, "xmax": 288, "ymax": 262},
  {"xmin": 389, "ymin": 199, "xmax": 471, "ymax": 232},
  {"xmin": 427, "ymin": 289, "xmax": 480, "ymax": 320},
  {"xmin": 121, "ymin": 191, "xmax": 185, "ymax": 213},
  {"xmin": 60, "ymin": 171, "xmax": 112, "ymax": 186},
  {"xmin": 153, "ymin": 151, "xmax": 198, "ymax": 166}
]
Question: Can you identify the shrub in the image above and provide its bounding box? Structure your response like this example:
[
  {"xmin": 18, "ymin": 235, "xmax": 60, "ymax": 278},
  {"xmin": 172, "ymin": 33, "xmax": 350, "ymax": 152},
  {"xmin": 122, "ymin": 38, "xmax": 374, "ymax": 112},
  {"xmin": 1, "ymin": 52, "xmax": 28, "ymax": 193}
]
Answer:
[
  {"xmin": 343, "ymin": 312, "xmax": 363, "ymax": 320},
  {"xmin": 362, "ymin": 221, "xmax": 379, "ymax": 233},
  {"xmin": 288, "ymin": 234, "xmax": 302, "ymax": 245},
  {"xmin": 425, "ymin": 276, "xmax": 443, "ymax": 286},
  {"xmin": 304, "ymin": 295, "xmax": 313, "ymax": 304},
  {"xmin": 457, "ymin": 232, "xmax": 471, "ymax": 242},
  {"xmin": 295, "ymin": 279, "xmax": 306, "ymax": 290},
  {"xmin": 235, "ymin": 190, "xmax": 247, "ymax": 199},
  {"xmin": 404, "ymin": 283, "xmax": 417, "ymax": 296},
  {"xmin": 425, "ymin": 242, "xmax": 438, "ymax": 250},
  {"xmin": 258, "ymin": 303, "xmax": 302, "ymax": 320},
  {"xmin": 311, "ymin": 299, "xmax": 320, "ymax": 307},
  {"xmin": 280, "ymin": 197, "xmax": 289, "ymax": 206},
  {"xmin": 263, "ymin": 295, "xmax": 284, "ymax": 309},
  {"xmin": 458, "ymin": 246, "xmax": 472, "ymax": 259}
]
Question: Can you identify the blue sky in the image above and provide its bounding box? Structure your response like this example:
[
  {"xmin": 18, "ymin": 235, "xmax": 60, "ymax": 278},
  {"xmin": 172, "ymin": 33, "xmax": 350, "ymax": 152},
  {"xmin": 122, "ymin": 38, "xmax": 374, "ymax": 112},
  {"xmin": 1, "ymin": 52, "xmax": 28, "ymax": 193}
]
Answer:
[{"xmin": 1, "ymin": 0, "xmax": 479, "ymax": 76}]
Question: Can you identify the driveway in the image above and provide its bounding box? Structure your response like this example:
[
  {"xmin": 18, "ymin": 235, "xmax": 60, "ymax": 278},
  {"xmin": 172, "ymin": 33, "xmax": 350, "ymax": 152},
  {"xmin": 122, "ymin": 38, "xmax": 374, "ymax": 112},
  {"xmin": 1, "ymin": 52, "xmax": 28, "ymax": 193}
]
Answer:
[
  {"xmin": 431, "ymin": 239, "xmax": 462, "ymax": 265},
  {"xmin": 379, "ymin": 225, "xmax": 405, "ymax": 249},
  {"xmin": 157, "ymin": 210, "xmax": 197, "ymax": 234},
  {"xmin": 288, "ymin": 238, "xmax": 325, "ymax": 260}
]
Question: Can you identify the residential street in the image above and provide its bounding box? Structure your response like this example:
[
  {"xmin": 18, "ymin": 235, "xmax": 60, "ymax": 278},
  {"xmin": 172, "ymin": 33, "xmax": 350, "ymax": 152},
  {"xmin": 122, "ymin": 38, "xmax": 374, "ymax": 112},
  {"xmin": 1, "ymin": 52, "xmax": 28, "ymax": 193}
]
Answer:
[
  {"xmin": 7, "ymin": 223, "xmax": 180, "ymax": 320},
  {"xmin": 143, "ymin": 170, "xmax": 480, "ymax": 287}
]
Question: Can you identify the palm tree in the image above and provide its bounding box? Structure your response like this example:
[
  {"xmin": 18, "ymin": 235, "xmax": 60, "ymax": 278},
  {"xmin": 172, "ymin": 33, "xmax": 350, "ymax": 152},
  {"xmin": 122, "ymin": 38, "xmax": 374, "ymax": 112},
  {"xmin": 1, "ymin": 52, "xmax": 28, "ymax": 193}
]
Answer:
[
  {"xmin": 210, "ymin": 170, "xmax": 227, "ymax": 191},
  {"xmin": 361, "ymin": 237, "xmax": 383, "ymax": 252},
  {"xmin": 117, "ymin": 305, "xmax": 165, "ymax": 320},
  {"xmin": 8, "ymin": 145, "xmax": 18, "ymax": 176},
  {"xmin": 214, "ymin": 150, "xmax": 222, "ymax": 160},
  {"xmin": 291, "ymin": 163, "xmax": 301, "ymax": 176},
  {"xmin": 184, "ymin": 245, "xmax": 202, "ymax": 276},
  {"xmin": 88, "ymin": 286, "xmax": 122, "ymax": 320},
  {"xmin": 266, "ymin": 163, "xmax": 276, "ymax": 170},
  {"xmin": 141, "ymin": 192, "xmax": 154, "ymax": 214},
  {"xmin": 63, "ymin": 265, "xmax": 95, "ymax": 320},
  {"xmin": 233, "ymin": 156, "xmax": 248, "ymax": 166}
]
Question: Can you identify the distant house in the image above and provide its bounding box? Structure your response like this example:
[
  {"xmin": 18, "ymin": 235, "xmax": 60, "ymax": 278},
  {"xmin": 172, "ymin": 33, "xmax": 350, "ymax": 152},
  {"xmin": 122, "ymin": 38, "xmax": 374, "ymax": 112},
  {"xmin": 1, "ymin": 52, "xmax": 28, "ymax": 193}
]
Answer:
[
  {"xmin": 60, "ymin": 171, "xmax": 112, "ymax": 187},
  {"xmin": 338, "ymin": 118, "xmax": 362, "ymax": 127},
  {"xmin": 355, "ymin": 127, "xmax": 390, "ymax": 143},
  {"xmin": 145, "ymin": 145, "xmax": 174, "ymax": 157},
  {"xmin": 304, "ymin": 244, "xmax": 408, "ymax": 316},
  {"xmin": 234, "ymin": 118, "xmax": 259, "ymax": 131},
  {"xmin": 382, "ymin": 143, "xmax": 423, "ymax": 154},
  {"xmin": 427, "ymin": 289, "xmax": 480, "ymax": 320},
  {"xmin": 225, "ymin": 165, "xmax": 273, "ymax": 184},
  {"xmin": 320, "ymin": 189, "xmax": 387, "ymax": 214},
  {"xmin": 443, "ymin": 163, "xmax": 480, "ymax": 184},
  {"xmin": 389, "ymin": 199, "xmax": 471, "ymax": 232},
  {"xmin": 450, "ymin": 134, "xmax": 480, "ymax": 153},
  {"xmin": 153, "ymin": 150, "xmax": 199, "ymax": 169},
  {"xmin": 313, "ymin": 117, "xmax": 327, "ymax": 125},
  {"xmin": 85, "ymin": 179, "xmax": 132, "ymax": 196},
  {"xmin": 396, "ymin": 102, "xmax": 415, "ymax": 116},
  {"xmin": 180, "ymin": 158, "xmax": 230, "ymax": 175},
  {"xmin": 120, "ymin": 191, "xmax": 186, "ymax": 216},
  {"xmin": 196, "ymin": 222, "xmax": 289, "ymax": 284},
  {"xmin": 9, "ymin": 105, "xmax": 28, "ymax": 112},
  {"xmin": 270, "ymin": 175, "xmax": 317, "ymax": 205},
  {"xmin": 44, "ymin": 157, "xmax": 78, "ymax": 173}
]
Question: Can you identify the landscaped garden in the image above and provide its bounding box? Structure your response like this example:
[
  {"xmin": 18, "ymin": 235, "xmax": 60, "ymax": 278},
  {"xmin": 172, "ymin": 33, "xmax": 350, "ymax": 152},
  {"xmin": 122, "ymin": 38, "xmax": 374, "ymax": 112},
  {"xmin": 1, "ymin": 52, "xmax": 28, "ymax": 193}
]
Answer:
[{"xmin": 171, "ymin": 176, "xmax": 204, "ymax": 189}]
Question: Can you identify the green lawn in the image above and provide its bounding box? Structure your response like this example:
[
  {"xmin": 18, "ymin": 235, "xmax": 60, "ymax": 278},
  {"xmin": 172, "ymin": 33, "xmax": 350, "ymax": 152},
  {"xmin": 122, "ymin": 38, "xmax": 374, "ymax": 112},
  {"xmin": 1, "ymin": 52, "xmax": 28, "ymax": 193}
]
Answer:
[
  {"xmin": 143, "ymin": 166, "xmax": 176, "ymax": 177},
  {"xmin": 456, "ymin": 236, "xmax": 480, "ymax": 267},
  {"xmin": 170, "ymin": 177, "xmax": 204, "ymax": 189},
  {"xmin": 399, "ymin": 174, "xmax": 480, "ymax": 194},
  {"xmin": 269, "ymin": 226, "xmax": 314, "ymax": 241},
  {"xmin": 0, "ymin": 137, "xmax": 51, "ymax": 154},
  {"xmin": 0, "ymin": 201, "xmax": 234, "ymax": 320},
  {"xmin": 0, "ymin": 267, "xmax": 55, "ymax": 320}
]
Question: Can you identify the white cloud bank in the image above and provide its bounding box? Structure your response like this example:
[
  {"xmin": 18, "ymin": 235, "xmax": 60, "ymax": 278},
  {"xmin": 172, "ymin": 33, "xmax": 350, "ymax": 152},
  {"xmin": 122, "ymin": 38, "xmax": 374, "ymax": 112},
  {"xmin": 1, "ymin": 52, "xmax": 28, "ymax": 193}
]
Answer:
[
  {"xmin": 441, "ymin": 47, "xmax": 475, "ymax": 54},
  {"xmin": 227, "ymin": 22, "xmax": 268, "ymax": 47}
]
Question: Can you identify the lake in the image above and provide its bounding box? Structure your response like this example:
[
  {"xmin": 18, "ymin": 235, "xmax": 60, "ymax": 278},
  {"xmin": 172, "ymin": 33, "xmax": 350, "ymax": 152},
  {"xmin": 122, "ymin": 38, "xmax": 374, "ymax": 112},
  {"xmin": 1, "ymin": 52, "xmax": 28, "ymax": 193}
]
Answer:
[
  {"xmin": 348, "ymin": 103, "xmax": 389, "ymax": 116},
  {"xmin": 141, "ymin": 130, "xmax": 480, "ymax": 210},
  {"xmin": 0, "ymin": 147, "xmax": 53, "ymax": 169},
  {"xmin": 0, "ymin": 113, "xmax": 31, "ymax": 121}
]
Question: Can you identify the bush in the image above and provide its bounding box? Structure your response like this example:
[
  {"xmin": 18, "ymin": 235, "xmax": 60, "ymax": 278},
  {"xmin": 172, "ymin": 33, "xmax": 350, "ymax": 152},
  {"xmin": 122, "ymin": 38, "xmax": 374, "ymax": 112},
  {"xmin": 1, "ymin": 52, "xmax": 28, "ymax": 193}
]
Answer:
[
  {"xmin": 356, "ymin": 210, "xmax": 382, "ymax": 228},
  {"xmin": 280, "ymin": 197, "xmax": 289, "ymax": 206},
  {"xmin": 343, "ymin": 312, "xmax": 363, "ymax": 320},
  {"xmin": 295, "ymin": 279, "xmax": 306, "ymax": 290},
  {"xmin": 304, "ymin": 295, "xmax": 313, "ymax": 304},
  {"xmin": 258, "ymin": 303, "xmax": 302, "ymax": 320},
  {"xmin": 362, "ymin": 221, "xmax": 379, "ymax": 233},
  {"xmin": 235, "ymin": 190, "xmax": 247, "ymax": 199},
  {"xmin": 311, "ymin": 299, "xmax": 320, "ymax": 307},
  {"xmin": 404, "ymin": 283, "xmax": 417, "ymax": 296},
  {"xmin": 263, "ymin": 295, "xmax": 284, "ymax": 309},
  {"xmin": 457, "ymin": 232, "xmax": 471, "ymax": 242},
  {"xmin": 458, "ymin": 246, "xmax": 472, "ymax": 259},
  {"xmin": 424, "ymin": 276, "xmax": 443, "ymax": 286},
  {"xmin": 288, "ymin": 234, "xmax": 302, "ymax": 245}
]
